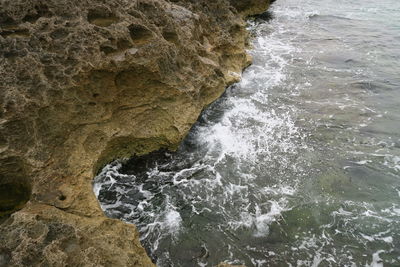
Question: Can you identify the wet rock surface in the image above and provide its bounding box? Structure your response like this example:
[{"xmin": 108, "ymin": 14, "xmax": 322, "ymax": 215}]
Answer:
[{"xmin": 0, "ymin": 0, "xmax": 272, "ymax": 265}]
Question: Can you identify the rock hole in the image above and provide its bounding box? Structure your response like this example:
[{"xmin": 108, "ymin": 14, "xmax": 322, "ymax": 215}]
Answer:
[
  {"xmin": 117, "ymin": 39, "xmax": 132, "ymax": 50},
  {"xmin": 0, "ymin": 29, "xmax": 30, "ymax": 38},
  {"xmin": 22, "ymin": 4, "xmax": 52, "ymax": 23},
  {"xmin": 22, "ymin": 13, "xmax": 41, "ymax": 23},
  {"xmin": 137, "ymin": 2, "xmax": 159, "ymax": 15},
  {"xmin": 100, "ymin": 45, "xmax": 117, "ymax": 55},
  {"xmin": 0, "ymin": 183, "xmax": 31, "ymax": 217},
  {"xmin": 87, "ymin": 9, "xmax": 119, "ymax": 27},
  {"xmin": 128, "ymin": 24, "xmax": 153, "ymax": 44},
  {"xmin": 162, "ymin": 30, "xmax": 179, "ymax": 44},
  {"xmin": 214, "ymin": 68, "xmax": 224, "ymax": 77},
  {"xmin": 50, "ymin": 28, "xmax": 69, "ymax": 39},
  {"xmin": 0, "ymin": 14, "xmax": 16, "ymax": 27},
  {"xmin": 0, "ymin": 157, "xmax": 31, "ymax": 216}
]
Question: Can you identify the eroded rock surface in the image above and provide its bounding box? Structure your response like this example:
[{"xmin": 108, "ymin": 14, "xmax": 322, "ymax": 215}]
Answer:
[{"xmin": 0, "ymin": 0, "xmax": 272, "ymax": 265}]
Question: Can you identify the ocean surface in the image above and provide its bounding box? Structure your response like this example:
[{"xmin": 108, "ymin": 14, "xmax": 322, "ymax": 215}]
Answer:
[{"xmin": 94, "ymin": 0, "xmax": 400, "ymax": 266}]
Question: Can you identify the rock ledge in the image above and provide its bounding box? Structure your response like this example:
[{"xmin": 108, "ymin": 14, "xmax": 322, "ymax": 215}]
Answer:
[{"xmin": 0, "ymin": 0, "xmax": 272, "ymax": 265}]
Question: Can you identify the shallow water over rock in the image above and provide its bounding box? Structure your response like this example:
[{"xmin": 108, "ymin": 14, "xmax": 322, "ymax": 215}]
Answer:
[{"xmin": 94, "ymin": 0, "xmax": 400, "ymax": 265}]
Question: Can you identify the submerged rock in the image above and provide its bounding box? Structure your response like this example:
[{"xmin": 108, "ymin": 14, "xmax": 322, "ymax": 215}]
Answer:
[{"xmin": 0, "ymin": 0, "xmax": 273, "ymax": 265}]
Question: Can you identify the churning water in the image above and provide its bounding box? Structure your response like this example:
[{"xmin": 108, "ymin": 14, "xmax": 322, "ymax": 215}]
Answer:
[{"xmin": 94, "ymin": 0, "xmax": 400, "ymax": 266}]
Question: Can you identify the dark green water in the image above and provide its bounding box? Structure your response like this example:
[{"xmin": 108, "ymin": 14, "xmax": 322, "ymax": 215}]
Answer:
[{"xmin": 94, "ymin": 0, "xmax": 400, "ymax": 266}]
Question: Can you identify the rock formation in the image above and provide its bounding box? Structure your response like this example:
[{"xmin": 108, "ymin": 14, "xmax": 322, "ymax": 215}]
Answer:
[{"xmin": 0, "ymin": 0, "xmax": 272, "ymax": 265}]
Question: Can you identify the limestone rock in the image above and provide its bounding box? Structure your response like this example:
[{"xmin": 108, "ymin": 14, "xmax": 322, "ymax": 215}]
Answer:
[{"xmin": 0, "ymin": 0, "xmax": 273, "ymax": 265}]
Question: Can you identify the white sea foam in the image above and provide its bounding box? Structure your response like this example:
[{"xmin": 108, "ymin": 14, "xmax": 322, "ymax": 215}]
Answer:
[
  {"xmin": 162, "ymin": 208, "xmax": 182, "ymax": 233},
  {"xmin": 368, "ymin": 250, "xmax": 385, "ymax": 267}
]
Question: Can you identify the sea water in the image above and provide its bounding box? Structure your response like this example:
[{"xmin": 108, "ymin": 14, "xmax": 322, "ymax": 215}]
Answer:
[{"xmin": 94, "ymin": 0, "xmax": 400, "ymax": 265}]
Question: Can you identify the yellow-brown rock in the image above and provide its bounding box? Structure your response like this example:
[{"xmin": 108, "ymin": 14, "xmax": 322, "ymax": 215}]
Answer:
[{"xmin": 0, "ymin": 0, "xmax": 272, "ymax": 265}]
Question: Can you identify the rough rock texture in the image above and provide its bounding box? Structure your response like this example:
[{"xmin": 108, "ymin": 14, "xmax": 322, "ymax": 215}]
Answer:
[{"xmin": 0, "ymin": 0, "xmax": 272, "ymax": 266}]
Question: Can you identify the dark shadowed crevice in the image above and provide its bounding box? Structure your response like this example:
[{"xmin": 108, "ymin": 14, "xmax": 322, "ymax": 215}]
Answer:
[
  {"xmin": 87, "ymin": 8, "xmax": 119, "ymax": 27},
  {"xmin": 0, "ymin": 183, "xmax": 31, "ymax": 216},
  {"xmin": 0, "ymin": 157, "xmax": 31, "ymax": 217},
  {"xmin": 128, "ymin": 24, "xmax": 153, "ymax": 44}
]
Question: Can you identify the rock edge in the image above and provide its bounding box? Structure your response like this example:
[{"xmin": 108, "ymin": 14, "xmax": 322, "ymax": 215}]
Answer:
[{"xmin": 0, "ymin": 0, "xmax": 272, "ymax": 265}]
